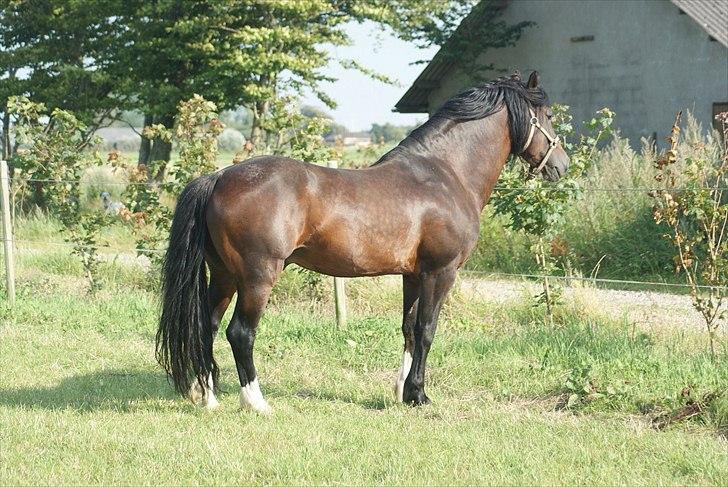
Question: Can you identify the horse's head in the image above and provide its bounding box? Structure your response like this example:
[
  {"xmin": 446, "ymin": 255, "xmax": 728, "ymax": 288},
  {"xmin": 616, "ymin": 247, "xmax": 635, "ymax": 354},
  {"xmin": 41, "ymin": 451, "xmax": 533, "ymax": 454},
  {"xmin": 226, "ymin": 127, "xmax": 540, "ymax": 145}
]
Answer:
[{"xmin": 518, "ymin": 71, "xmax": 570, "ymax": 182}]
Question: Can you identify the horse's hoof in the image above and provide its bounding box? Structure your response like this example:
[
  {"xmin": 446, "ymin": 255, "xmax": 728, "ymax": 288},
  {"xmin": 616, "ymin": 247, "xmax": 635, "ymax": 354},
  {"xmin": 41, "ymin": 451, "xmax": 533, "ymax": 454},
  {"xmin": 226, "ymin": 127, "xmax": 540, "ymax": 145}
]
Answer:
[
  {"xmin": 240, "ymin": 379, "xmax": 273, "ymax": 415},
  {"xmin": 410, "ymin": 394, "xmax": 431, "ymax": 407},
  {"xmin": 189, "ymin": 376, "xmax": 219, "ymax": 410},
  {"xmin": 403, "ymin": 388, "xmax": 431, "ymax": 406},
  {"xmin": 204, "ymin": 394, "xmax": 220, "ymax": 410},
  {"xmin": 394, "ymin": 379, "xmax": 405, "ymax": 403},
  {"xmin": 241, "ymin": 398, "xmax": 273, "ymax": 416}
]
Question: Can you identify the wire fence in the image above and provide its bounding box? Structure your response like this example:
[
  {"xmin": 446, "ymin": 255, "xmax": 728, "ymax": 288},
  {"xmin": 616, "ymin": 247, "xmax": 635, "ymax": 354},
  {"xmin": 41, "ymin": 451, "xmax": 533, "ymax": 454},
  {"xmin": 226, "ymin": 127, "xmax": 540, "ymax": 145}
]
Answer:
[
  {"xmin": 10, "ymin": 176, "xmax": 728, "ymax": 192},
  {"xmin": 5, "ymin": 234, "xmax": 728, "ymax": 293},
  {"xmin": 1, "ymin": 171, "xmax": 726, "ymax": 324}
]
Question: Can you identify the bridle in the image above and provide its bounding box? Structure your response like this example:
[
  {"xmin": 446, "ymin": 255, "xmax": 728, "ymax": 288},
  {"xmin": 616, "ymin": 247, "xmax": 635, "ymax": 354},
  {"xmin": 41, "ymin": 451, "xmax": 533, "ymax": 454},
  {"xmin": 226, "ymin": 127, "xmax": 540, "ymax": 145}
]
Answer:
[{"xmin": 520, "ymin": 108, "xmax": 560, "ymax": 175}]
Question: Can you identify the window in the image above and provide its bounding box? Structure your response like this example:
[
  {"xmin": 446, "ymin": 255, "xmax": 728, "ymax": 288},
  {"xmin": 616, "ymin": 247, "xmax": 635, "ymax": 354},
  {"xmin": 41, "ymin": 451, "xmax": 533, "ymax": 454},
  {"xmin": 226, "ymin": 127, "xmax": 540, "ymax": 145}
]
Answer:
[
  {"xmin": 570, "ymin": 35, "xmax": 594, "ymax": 43},
  {"xmin": 713, "ymin": 102, "xmax": 728, "ymax": 131}
]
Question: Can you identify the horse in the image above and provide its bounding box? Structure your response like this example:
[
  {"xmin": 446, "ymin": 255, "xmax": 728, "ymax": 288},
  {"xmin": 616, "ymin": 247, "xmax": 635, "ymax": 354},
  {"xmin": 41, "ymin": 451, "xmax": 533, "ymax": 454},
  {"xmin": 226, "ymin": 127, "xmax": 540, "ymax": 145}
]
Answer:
[{"xmin": 156, "ymin": 71, "xmax": 570, "ymax": 414}]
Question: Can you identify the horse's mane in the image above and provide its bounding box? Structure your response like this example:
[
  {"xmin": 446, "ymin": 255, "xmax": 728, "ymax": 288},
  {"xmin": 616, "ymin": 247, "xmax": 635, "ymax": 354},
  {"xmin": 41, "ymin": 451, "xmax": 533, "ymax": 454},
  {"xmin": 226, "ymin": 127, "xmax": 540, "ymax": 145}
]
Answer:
[{"xmin": 387, "ymin": 75, "xmax": 549, "ymax": 159}]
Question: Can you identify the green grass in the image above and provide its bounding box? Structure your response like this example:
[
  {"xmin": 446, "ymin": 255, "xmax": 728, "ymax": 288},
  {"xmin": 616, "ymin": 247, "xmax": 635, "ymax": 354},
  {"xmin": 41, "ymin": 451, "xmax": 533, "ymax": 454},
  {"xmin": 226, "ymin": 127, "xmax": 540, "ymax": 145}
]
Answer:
[{"xmin": 1, "ymin": 249, "xmax": 727, "ymax": 485}]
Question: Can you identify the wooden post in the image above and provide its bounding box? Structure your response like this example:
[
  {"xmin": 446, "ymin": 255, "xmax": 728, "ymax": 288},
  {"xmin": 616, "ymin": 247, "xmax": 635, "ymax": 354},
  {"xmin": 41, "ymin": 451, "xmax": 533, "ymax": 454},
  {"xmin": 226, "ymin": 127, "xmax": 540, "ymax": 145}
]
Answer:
[
  {"xmin": 0, "ymin": 160, "xmax": 15, "ymax": 306},
  {"xmin": 327, "ymin": 159, "xmax": 347, "ymax": 328}
]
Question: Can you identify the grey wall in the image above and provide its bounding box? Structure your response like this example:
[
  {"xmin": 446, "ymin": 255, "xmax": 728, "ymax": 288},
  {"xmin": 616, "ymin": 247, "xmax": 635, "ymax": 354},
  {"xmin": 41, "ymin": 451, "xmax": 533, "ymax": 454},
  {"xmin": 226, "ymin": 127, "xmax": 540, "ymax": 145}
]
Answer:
[{"xmin": 428, "ymin": 0, "xmax": 728, "ymax": 146}]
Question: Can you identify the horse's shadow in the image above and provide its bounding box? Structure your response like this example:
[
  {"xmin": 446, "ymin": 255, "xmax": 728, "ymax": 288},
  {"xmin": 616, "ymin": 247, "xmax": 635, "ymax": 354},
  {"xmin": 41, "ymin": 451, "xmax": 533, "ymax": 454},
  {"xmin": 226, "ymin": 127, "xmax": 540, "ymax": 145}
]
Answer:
[
  {"xmin": 1, "ymin": 369, "xmax": 392, "ymax": 412},
  {"xmin": 0, "ymin": 368, "xmax": 176, "ymax": 412},
  {"xmin": 286, "ymin": 387, "xmax": 390, "ymax": 411}
]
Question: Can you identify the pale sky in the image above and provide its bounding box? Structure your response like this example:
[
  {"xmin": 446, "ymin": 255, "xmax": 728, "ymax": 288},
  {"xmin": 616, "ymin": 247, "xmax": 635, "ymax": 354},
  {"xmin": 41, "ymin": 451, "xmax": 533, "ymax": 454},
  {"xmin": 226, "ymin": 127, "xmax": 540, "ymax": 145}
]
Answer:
[{"xmin": 301, "ymin": 21, "xmax": 439, "ymax": 132}]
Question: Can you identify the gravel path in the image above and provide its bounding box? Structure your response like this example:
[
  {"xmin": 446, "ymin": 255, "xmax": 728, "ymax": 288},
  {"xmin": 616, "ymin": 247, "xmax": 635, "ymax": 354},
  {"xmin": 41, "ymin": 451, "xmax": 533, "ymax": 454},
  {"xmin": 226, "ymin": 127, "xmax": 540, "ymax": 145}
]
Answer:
[{"xmin": 460, "ymin": 277, "xmax": 711, "ymax": 332}]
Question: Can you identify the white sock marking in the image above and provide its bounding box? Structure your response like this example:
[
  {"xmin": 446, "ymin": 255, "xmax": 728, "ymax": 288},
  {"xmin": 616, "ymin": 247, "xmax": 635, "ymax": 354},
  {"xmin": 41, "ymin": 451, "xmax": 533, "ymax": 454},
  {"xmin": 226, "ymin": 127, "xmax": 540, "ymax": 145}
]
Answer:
[
  {"xmin": 188, "ymin": 373, "xmax": 220, "ymax": 410},
  {"xmin": 240, "ymin": 378, "xmax": 272, "ymax": 415},
  {"xmin": 394, "ymin": 351, "xmax": 413, "ymax": 402}
]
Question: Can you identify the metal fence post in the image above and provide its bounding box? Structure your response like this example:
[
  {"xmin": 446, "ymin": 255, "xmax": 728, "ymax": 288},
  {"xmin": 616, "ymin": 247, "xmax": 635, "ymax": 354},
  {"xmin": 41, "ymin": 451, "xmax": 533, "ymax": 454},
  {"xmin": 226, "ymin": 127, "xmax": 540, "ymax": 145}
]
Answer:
[
  {"xmin": 327, "ymin": 159, "xmax": 347, "ymax": 328},
  {"xmin": 0, "ymin": 161, "xmax": 15, "ymax": 306}
]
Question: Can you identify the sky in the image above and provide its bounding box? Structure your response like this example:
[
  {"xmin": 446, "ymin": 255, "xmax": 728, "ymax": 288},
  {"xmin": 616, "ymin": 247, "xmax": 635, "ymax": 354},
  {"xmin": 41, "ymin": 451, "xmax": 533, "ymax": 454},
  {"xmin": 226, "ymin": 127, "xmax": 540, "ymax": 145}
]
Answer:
[{"xmin": 301, "ymin": 21, "xmax": 439, "ymax": 132}]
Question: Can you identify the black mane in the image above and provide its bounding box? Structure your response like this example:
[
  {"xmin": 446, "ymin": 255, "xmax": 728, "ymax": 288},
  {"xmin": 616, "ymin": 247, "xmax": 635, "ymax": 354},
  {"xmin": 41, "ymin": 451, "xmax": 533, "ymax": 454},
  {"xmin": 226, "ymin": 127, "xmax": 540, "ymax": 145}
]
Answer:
[{"xmin": 400, "ymin": 75, "xmax": 549, "ymax": 155}]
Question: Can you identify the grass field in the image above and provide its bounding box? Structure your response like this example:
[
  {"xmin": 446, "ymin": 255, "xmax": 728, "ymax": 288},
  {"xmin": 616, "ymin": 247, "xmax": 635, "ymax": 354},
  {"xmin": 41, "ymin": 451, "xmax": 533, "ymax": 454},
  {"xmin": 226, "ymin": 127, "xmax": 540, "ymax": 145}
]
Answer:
[{"xmin": 1, "ymin": 243, "xmax": 727, "ymax": 485}]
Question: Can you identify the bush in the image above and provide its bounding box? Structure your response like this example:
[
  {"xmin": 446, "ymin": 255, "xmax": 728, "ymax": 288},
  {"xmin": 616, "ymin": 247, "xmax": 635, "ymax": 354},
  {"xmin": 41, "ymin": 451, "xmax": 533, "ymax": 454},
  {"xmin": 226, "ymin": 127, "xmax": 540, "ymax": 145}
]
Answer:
[{"xmin": 468, "ymin": 111, "xmax": 720, "ymax": 286}]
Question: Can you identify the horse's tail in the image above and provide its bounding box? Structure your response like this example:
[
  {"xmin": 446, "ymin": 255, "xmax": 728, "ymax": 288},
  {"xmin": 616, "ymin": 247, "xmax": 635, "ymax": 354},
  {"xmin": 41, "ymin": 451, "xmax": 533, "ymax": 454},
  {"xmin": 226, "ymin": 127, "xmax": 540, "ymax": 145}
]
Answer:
[{"xmin": 156, "ymin": 171, "xmax": 222, "ymax": 396}]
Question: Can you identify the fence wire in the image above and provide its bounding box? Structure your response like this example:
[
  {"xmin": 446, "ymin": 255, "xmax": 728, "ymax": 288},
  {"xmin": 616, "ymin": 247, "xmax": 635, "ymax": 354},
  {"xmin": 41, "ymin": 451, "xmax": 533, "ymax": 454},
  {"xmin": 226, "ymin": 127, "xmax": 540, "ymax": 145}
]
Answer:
[
  {"xmin": 10, "ymin": 238, "xmax": 166, "ymax": 254},
  {"xmin": 10, "ymin": 176, "xmax": 728, "ymax": 192},
  {"xmin": 3, "ymin": 175, "xmax": 727, "ymax": 297},
  {"xmin": 4, "ymin": 236, "xmax": 726, "ymax": 293},
  {"xmin": 461, "ymin": 270, "xmax": 728, "ymax": 292}
]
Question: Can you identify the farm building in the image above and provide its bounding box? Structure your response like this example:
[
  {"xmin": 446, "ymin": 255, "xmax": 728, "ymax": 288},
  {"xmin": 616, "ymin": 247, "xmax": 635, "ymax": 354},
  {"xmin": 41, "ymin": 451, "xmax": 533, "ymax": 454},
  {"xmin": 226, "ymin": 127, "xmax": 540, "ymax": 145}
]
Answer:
[{"xmin": 395, "ymin": 0, "xmax": 728, "ymax": 146}]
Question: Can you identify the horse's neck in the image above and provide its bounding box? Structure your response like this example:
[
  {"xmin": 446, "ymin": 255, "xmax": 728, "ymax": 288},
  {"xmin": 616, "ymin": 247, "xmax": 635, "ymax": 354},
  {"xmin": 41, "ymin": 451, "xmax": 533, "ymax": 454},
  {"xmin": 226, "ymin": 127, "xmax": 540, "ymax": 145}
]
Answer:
[
  {"xmin": 419, "ymin": 112, "xmax": 512, "ymax": 209},
  {"xmin": 379, "ymin": 111, "xmax": 511, "ymax": 209}
]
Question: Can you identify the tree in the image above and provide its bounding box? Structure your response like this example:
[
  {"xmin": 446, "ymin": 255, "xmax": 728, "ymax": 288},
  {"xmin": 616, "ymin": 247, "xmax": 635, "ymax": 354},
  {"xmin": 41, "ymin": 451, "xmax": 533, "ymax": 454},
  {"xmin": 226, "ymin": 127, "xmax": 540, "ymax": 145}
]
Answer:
[
  {"xmin": 370, "ymin": 123, "xmax": 414, "ymax": 144},
  {"xmin": 386, "ymin": 0, "xmax": 534, "ymax": 81},
  {"xmin": 300, "ymin": 105, "xmax": 348, "ymax": 138},
  {"xmin": 0, "ymin": 0, "xmax": 123, "ymax": 160},
  {"xmin": 1, "ymin": 0, "xmax": 528, "ymax": 167}
]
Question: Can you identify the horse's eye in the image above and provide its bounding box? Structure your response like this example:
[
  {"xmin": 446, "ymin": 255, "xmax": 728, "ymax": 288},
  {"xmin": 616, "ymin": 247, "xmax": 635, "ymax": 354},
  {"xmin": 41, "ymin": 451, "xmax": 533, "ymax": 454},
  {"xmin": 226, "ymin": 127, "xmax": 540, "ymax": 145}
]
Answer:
[{"xmin": 547, "ymin": 112, "xmax": 553, "ymax": 120}]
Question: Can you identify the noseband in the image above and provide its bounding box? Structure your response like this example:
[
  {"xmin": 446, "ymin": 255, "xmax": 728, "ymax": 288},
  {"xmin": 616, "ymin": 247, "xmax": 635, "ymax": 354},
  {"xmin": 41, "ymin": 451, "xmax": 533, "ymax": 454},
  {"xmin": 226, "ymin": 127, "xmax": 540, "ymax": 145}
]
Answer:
[{"xmin": 520, "ymin": 108, "xmax": 560, "ymax": 174}]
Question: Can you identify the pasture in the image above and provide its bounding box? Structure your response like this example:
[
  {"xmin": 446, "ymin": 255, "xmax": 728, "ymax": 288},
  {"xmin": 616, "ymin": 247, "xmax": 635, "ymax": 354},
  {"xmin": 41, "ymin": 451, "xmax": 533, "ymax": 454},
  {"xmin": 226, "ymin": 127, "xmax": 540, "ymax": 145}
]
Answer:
[{"xmin": 1, "ymin": 220, "xmax": 726, "ymax": 485}]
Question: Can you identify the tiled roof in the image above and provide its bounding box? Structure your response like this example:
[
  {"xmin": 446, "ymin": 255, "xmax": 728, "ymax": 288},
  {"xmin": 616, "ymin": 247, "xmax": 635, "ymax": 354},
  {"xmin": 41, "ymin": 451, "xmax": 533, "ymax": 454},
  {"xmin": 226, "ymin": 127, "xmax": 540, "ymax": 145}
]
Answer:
[{"xmin": 672, "ymin": 0, "xmax": 728, "ymax": 47}]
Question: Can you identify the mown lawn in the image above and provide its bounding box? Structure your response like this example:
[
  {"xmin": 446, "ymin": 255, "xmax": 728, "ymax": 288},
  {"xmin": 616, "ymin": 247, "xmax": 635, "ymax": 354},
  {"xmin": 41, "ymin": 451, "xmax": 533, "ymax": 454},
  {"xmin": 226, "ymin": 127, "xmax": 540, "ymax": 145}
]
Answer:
[{"xmin": 0, "ymin": 250, "xmax": 727, "ymax": 485}]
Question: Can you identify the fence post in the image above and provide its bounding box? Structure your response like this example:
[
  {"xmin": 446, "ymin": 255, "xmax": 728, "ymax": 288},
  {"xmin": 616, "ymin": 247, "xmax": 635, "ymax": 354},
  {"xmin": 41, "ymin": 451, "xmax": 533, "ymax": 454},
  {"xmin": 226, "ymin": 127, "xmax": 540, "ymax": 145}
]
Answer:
[
  {"xmin": 327, "ymin": 159, "xmax": 347, "ymax": 328},
  {"xmin": 0, "ymin": 161, "xmax": 15, "ymax": 306}
]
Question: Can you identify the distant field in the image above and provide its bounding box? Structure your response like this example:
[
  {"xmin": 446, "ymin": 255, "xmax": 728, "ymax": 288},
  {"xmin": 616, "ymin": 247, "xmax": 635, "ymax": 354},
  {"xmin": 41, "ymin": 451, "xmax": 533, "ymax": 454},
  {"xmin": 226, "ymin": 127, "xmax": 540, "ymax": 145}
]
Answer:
[{"xmin": 1, "ymin": 229, "xmax": 726, "ymax": 484}]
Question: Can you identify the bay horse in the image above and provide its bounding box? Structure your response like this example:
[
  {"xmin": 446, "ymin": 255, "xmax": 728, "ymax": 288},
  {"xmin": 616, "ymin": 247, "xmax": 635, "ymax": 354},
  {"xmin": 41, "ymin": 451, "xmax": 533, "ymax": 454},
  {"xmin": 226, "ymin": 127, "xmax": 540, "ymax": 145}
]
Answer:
[{"xmin": 156, "ymin": 71, "xmax": 569, "ymax": 414}]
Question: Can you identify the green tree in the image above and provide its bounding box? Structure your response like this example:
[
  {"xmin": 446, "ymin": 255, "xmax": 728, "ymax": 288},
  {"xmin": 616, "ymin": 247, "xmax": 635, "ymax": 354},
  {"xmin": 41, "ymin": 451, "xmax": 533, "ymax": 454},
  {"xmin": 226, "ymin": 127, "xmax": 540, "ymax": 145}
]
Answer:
[
  {"xmin": 370, "ymin": 123, "xmax": 414, "ymax": 144},
  {"xmin": 383, "ymin": 0, "xmax": 534, "ymax": 81},
  {"xmin": 300, "ymin": 105, "xmax": 348, "ymax": 138},
  {"xmin": 1, "ymin": 0, "xmax": 527, "ymax": 166},
  {"xmin": 0, "ymin": 0, "xmax": 123, "ymax": 160}
]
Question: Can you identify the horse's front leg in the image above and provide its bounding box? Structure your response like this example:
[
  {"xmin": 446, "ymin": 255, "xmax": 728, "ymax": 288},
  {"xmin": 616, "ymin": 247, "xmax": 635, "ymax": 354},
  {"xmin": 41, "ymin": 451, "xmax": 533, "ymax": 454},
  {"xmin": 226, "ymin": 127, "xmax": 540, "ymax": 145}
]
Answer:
[
  {"xmin": 402, "ymin": 266, "xmax": 457, "ymax": 406},
  {"xmin": 394, "ymin": 274, "xmax": 420, "ymax": 402}
]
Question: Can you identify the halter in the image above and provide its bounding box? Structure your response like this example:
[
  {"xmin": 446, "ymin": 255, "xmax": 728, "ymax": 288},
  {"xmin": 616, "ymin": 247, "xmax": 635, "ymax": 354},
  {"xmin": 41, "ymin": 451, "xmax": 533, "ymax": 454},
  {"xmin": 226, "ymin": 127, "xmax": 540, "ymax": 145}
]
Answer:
[{"xmin": 520, "ymin": 108, "xmax": 560, "ymax": 174}]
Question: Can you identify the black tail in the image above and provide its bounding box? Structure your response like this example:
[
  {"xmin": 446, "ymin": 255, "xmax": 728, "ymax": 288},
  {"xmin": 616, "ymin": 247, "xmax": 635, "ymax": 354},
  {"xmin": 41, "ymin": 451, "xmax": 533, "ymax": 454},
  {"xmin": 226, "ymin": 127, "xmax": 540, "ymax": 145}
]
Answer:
[{"xmin": 156, "ymin": 172, "xmax": 222, "ymax": 396}]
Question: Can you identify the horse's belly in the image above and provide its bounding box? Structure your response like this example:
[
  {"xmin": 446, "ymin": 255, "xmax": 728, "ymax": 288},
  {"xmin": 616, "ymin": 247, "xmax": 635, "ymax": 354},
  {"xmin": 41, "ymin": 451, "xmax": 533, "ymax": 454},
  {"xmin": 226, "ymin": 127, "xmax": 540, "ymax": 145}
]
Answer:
[
  {"xmin": 288, "ymin": 246, "xmax": 415, "ymax": 277},
  {"xmin": 288, "ymin": 225, "xmax": 418, "ymax": 277}
]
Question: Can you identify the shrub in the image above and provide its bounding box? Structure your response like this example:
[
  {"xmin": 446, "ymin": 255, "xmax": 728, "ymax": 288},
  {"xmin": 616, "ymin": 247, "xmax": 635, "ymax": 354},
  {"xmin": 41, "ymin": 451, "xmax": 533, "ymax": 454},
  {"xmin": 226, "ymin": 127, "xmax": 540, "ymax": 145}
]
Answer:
[
  {"xmin": 9, "ymin": 96, "xmax": 108, "ymax": 292},
  {"xmin": 490, "ymin": 105, "xmax": 615, "ymax": 321},
  {"xmin": 650, "ymin": 111, "xmax": 727, "ymax": 359}
]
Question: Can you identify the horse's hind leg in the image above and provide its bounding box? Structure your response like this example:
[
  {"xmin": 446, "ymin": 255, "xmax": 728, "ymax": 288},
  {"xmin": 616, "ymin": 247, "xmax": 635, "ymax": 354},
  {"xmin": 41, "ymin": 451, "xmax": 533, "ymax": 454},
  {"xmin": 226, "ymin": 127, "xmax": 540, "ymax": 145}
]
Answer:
[
  {"xmin": 189, "ymin": 265, "xmax": 236, "ymax": 409},
  {"xmin": 395, "ymin": 274, "xmax": 419, "ymax": 402},
  {"xmin": 226, "ymin": 258, "xmax": 283, "ymax": 415}
]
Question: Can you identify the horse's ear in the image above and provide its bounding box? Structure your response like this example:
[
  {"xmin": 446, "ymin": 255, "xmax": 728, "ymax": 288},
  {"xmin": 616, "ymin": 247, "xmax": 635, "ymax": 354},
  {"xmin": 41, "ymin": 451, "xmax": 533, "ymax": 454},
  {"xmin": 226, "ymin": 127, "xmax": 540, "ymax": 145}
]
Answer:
[
  {"xmin": 527, "ymin": 71, "xmax": 540, "ymax": 88},
  {"xmin": 511, "ymin": 70, "xmax": 521, "ymax": 81}
]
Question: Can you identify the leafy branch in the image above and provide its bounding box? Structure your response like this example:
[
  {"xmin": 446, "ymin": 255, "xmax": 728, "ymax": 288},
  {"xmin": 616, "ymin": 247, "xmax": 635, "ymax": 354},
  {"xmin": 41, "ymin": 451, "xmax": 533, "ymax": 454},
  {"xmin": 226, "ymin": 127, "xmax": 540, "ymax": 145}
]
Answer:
[{"xmin": 650, "ymin": 112, "xmax": 727, "ymax": 359}]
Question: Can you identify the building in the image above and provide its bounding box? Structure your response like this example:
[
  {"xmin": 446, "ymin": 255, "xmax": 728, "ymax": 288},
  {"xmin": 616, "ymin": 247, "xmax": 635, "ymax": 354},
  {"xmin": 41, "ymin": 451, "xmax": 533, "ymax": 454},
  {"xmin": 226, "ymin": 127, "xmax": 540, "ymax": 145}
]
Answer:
[
  {"xmin": 395, "ymin": 0, "xmax": 728, "ymax": 145},
  {"xmin": 325, "ymin": 131, "xmax": 373, "ymax": 147}
]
